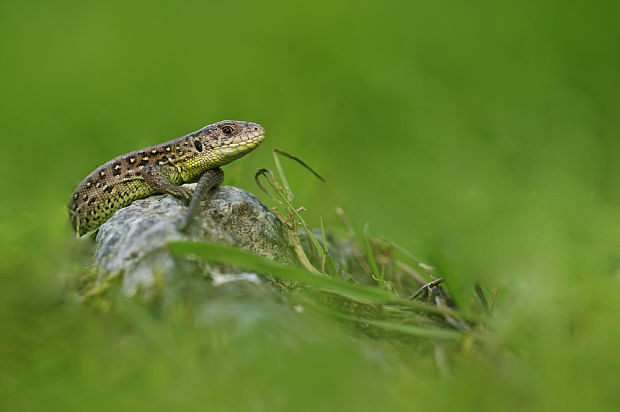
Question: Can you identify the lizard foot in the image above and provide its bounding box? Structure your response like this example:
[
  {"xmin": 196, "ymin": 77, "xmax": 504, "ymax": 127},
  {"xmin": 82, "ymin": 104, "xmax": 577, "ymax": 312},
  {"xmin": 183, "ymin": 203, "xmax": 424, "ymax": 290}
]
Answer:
[{"xmin": 168, "ymin": 186, "xmax": 193, "ymax": 205}]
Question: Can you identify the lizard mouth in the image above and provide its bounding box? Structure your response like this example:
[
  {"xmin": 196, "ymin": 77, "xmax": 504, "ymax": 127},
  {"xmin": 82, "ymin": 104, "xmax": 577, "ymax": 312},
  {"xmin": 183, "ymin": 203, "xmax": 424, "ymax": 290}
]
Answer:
[{"xmin": 219, "ymin": 132, "xmax": 265, "ymax": 159}]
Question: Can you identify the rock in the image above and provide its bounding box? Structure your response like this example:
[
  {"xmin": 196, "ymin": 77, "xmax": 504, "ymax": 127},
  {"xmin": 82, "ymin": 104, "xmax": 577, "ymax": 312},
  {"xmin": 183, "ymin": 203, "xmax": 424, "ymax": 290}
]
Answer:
[{"xmin": 94, "ymin": 184, "xmax": 295, "ymax": 296}]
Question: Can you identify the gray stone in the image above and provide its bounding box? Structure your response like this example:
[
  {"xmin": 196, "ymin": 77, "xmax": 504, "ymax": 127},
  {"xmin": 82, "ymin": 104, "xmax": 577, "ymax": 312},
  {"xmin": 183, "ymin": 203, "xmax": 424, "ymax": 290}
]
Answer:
[{"xmin": 94, "ymin": 184, "xmax": 295, "ymax": 296}]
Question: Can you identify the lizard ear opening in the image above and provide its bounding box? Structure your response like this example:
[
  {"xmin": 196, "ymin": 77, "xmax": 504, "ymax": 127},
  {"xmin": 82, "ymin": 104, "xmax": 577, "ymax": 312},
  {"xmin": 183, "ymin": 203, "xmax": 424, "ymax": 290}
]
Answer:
[{"xmin": 194, "ymin": 139, "xmax": 203, "ymax": 152}]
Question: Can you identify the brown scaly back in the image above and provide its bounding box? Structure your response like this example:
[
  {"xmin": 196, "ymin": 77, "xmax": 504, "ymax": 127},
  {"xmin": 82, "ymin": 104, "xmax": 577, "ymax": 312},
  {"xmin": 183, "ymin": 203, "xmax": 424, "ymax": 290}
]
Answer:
[{"xmin": 69, "ymin": 120, "xmax": 265, "ymax": 236}]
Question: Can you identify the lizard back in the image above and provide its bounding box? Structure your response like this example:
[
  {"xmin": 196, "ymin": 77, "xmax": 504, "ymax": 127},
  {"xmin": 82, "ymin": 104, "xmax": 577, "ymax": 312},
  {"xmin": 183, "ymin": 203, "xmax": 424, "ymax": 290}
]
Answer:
[{"xmin": 69, "ymin": 120, "xmax": 265, "ymax": 236}]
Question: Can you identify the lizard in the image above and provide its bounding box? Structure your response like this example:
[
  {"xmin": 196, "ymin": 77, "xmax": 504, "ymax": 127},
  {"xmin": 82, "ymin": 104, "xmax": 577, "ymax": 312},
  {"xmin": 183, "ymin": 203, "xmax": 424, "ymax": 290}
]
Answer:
[{"xmin": 69, "ymin": 120, "xmax": 265, "ymax": 237}]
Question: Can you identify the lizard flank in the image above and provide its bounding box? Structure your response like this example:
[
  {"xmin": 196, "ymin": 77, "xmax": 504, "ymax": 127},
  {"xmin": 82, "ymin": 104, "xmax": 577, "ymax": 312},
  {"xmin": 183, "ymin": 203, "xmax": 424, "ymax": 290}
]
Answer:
[{"xmin": 69, "ymin": 120, "xmax": 265, "ymax": 236}]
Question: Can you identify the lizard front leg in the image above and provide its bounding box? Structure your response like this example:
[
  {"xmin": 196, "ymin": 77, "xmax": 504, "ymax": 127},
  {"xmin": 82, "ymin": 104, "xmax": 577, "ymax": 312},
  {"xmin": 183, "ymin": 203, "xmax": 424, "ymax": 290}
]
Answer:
[
  {"xmin": 181, "ymin": 167, "xmax": 224, "ymax": 231},
  {"xmin": 141, "ymin": 164, "xmax": 192, "ymax": 204},
  {"xmin": 142, "ymin": 165, "xmax": 224, "ymax": 231}
]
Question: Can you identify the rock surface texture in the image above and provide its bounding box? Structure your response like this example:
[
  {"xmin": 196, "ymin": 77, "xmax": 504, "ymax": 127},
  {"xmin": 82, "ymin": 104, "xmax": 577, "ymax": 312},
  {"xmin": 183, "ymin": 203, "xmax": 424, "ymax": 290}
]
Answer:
[{"xmin": 95, "ymin": 184, "xmax": 295, "ymax": 296}]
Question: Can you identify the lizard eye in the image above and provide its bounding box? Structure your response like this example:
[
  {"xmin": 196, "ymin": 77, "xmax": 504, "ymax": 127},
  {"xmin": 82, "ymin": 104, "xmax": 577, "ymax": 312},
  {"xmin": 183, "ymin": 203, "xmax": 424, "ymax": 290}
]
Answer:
[
  {"xmin": 221, "ymin": 126, "xmax": 234, "ymax": 135},
  {"xmin": 194, "ymin": 139, "xmax": 203, "ymax": 152}
]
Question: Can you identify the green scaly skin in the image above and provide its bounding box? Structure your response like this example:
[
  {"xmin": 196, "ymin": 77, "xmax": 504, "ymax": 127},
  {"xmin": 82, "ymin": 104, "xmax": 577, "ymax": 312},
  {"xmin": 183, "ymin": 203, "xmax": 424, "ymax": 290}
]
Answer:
[{"xmin": 69, "ymin": 120, "xmax": 265, "ymax": 236}]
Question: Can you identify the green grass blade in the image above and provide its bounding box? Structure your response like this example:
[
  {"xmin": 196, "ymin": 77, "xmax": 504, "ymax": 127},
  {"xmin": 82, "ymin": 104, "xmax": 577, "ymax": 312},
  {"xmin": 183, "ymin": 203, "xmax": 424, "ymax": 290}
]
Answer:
[
  {"xmin": 363, "ymin": 223, "xmax": 383, "ymax": 285},
  {"xmin": 299, "ymin": 295, "xmax": 462, "ymax": 340},
  {"xmin": 169, "ymin": 241, "xmax": 393, "ymax": 303},
  {"xmin": 380, "ymin": 235, "xmax": 424, "ymax": 265},
  {"xmin": 320, "ymin": 216, "xmax": 340, "ymax": 277},
  {"xmin": 272, "ymin": 148, "xmax": 291, "ymax": 196},
  {"xmin": 169, "ymin": 241, "xmax": 462, "ymax": 318}
]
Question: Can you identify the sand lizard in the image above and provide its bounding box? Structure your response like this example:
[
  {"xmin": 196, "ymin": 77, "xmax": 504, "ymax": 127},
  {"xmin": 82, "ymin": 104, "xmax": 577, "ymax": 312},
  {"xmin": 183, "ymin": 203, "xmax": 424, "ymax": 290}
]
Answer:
[{"xmin": 69, "ymin": 120, "xmax": 265, "ymax": 236}]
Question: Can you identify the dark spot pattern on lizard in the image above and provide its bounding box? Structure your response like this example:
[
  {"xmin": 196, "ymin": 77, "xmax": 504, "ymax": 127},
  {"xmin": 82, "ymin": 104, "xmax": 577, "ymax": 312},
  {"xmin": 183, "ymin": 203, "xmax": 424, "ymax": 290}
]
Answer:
[{"xmin": 68, "ymin": 120, "xmax": 265, "ymax": 236}]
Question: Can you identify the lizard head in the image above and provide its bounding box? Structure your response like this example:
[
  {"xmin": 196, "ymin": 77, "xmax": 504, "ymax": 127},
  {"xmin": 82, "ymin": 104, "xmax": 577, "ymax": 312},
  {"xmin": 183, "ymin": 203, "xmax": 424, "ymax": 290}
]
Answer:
[{"xmin": 195, "ymin": 120, "xmax": 266, "ymax": 165}]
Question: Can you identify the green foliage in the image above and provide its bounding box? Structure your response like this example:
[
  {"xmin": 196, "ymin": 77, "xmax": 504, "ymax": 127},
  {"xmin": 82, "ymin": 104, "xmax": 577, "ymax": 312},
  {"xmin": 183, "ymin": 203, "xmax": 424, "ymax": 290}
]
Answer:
[
  {"xmin": 1, "ymin": 0, "xmax": 619, "ymax": 411},
  {"xmin": 169, "ymin": 241, "xmax": 394, "ymax": 303}
]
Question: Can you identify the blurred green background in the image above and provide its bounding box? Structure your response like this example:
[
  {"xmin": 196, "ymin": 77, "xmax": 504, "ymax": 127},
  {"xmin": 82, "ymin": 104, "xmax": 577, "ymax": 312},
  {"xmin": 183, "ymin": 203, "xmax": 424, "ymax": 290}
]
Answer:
[{"xmin": 1, "ymin": 0, "xmax": 619, "ymax": 411}]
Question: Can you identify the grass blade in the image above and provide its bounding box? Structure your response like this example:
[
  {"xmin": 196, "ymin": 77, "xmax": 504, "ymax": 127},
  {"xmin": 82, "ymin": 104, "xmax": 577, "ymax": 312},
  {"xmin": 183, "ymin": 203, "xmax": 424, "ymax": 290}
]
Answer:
[
  {"xmin": 363, "ymin": 223, "xmax": 383, "ymax": 285},
  {"xmin": 169, "ymin": 241, "xmax": 392, "ymax": 303},
  {"xmin": 168, "ymin": 241, "xmax": 462, "ymax": 318}
]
